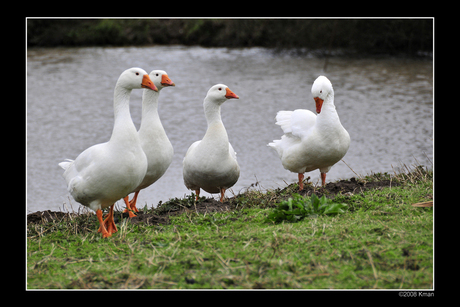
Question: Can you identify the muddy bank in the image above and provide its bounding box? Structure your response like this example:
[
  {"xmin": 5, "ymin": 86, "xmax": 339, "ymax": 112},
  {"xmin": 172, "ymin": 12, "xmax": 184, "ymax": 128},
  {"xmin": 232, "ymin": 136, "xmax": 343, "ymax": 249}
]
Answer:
[
  {"xmin": 26, "ymin": 209, "xmax": 170, "ymax": 227},
  {"xmin": 27, "ymin": 176, "xmax": 399, "ymax": 227},
  {"xmin": 297, "ymin": 177, "xmax": 398, "ymax": 198}
]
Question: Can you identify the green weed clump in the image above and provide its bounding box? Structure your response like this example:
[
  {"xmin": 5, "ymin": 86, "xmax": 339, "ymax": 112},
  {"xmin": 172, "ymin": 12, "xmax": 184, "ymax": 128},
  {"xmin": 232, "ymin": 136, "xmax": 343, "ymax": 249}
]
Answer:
[{"xmin": 266, "ymin": 194, "xmax": 347, "ymax": 224}]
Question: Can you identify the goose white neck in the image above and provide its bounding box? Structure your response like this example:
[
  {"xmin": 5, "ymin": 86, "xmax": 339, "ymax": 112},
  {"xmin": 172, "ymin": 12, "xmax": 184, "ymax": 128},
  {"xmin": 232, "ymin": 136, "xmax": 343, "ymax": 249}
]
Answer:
[
  {"xmin": 317, "ymin": 91, "xmax": 341, "ymax": 127},
  {"xmin": 202, "ymin": 97, "xmax": 229, "ymax": 150},
  {"xmin": 141, "ymin": 88, "xmax": 160, "ymax": 120},
  {"xmin": 203, "ymin": 98, "xmax": 224, "ymax": 125},
  {"xmin": 321, "ymin": 91, "xmax": 335, "ymax": 111},
  {"xmin": 110, "ymin": 85, "xmax": 138, "ymax": 144}
]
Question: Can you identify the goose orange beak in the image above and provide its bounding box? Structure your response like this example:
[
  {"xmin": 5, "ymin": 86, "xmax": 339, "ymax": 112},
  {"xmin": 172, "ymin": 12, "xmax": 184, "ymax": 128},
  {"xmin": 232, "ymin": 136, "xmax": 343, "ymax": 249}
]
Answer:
[
  {"xmin": 314, "ymin": 97, "xmax": 323, "ymax": 114},
  {"xmin": 161, "ymin": 74, "xmax": 175, "ymax": 87},
  {"xmin": 225, "ymin": 87, "xmax": 239, "ymax": 99},
  {"xmin": 142, "ymin": 74, "xmax": 158, "ymax": 91}
]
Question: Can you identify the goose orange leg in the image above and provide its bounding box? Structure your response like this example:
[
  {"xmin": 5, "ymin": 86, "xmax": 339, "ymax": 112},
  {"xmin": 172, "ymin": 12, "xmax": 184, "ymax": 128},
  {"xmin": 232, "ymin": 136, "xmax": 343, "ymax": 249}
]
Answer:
[
  {"xmin": 97, "ymin": 204, "xmax": 117, "ymax": 238},
  {"xmin": 96, "ymin": 209, "xmax": 110, "ymax": 238},
  {"xmin": 123, "ymin": 191, "xmax": 140, "ymax": 217},
  {"xmin": 321, "ymin": 173, "xmax": 327, "ymax": 186},
  {"xmin": 129, "ymin": 191, "xmax": 140, "ymax": 212},
  {"xmin": 105, "ymin": 204, "xmax": 118, "ymax": 235},
  {"xmin": 195, "ymin": 189, "xmax": 200, "ymax": 201},
  {"xmin": 123, "ymin": 195, "xmax": 137, "ymax": 218},
  {"xmin": 298, "ymin": 173, "xmax": 304, "ymax": 191},
  {"xmin": 220, "ymin": 188, "xmax": 226, "ymax": 203}
]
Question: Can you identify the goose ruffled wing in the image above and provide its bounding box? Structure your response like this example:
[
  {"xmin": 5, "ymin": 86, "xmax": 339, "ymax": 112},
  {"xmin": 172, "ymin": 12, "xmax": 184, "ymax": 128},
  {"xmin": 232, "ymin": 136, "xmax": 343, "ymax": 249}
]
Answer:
[{"xmin": 276, "ymin": 109, "xmax": 316, "ymax": 139}]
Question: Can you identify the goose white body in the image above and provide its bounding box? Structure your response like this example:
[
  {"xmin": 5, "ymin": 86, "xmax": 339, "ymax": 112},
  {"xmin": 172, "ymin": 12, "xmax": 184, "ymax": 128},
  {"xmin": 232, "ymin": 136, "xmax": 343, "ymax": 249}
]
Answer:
[
  {"xmin": 268, "ymin": 76, "xmax": 350, "ymax": 185},
  {"xmin": 59, "ymin": 68, "xmax": 154, "ymax": 212},
  {"xmin": 130, "ymin": 70, "xmax": 175, "ymax": 193},
  {"xmin": 183, "ymin": 84, "xmax": 240, "ymax": 199}
]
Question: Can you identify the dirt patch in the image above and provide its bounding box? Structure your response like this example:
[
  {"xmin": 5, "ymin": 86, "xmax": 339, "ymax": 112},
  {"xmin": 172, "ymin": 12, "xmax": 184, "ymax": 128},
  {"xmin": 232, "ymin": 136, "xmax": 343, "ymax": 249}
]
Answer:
[
  {"xmin": 155, "ymin": 197, "xmax": 234, "ymax": 217},
  {"xmin": 128, "ymin": 212, "xmax": 170, "ymax": 226},
  {"xmin": 27, "ymin": 210, "xmax": 77, "ymax": 224},
  {"xmin": 297, "ymin": 177, "xmax": 399, "ymax": 198},
  {"xmin": 27, "ymin": 177, "xmax": 399, "ymax": 227},
  {"xmin": 129, "ymin": 177, "xmax": 399, "ymax": 223}
]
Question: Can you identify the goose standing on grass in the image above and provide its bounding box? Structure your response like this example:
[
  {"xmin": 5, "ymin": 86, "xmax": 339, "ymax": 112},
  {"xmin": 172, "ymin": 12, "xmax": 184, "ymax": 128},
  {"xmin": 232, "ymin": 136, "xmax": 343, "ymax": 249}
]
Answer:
[
  {"xmin": 123, "ymin": 70, "xmax": 175, "ymax": 216},
  {"xmin": 183, "ymin": 84, "xmax": 240, "ymax": 202},
  {"xmin": 268, "ymin": 75, "xmax": 350, "ymax": 190},
  {"xmin": 59, "ymin": 67, "xmax": 157, "ymax": 238}
]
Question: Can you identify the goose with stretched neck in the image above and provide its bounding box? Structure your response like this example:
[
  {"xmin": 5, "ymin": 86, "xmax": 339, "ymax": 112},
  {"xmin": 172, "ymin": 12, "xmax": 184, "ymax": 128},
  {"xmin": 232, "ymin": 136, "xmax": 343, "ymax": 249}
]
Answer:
[
  {"xmin": 123, "ymin": 70, "xmax": 175, "ymax": 216},
  {"xmin": 268, "ymin": 75, "xmax": 350, "ymax": 189},
  {"xmin": 59, "ymin": 67, "xmax": 157, "ymax": 238},
  {"xmin": 183, "ymin": 84, "xmax": 240, "ymax": 202}
]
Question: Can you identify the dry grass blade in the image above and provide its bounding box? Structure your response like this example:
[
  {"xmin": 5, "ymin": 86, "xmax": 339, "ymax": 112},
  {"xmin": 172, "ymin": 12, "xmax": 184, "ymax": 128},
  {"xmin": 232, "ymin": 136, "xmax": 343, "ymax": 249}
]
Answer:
[
  {"xmin": 341, "ymin": 159, "xmax": 364, "ymax": 181},
  {"xmin": 411, "ymin": 201, "xmax": 433, "ymax": 207},
  {"xmin": 365, "ymin": 249, "xmax": 378, "ymax": 280}
]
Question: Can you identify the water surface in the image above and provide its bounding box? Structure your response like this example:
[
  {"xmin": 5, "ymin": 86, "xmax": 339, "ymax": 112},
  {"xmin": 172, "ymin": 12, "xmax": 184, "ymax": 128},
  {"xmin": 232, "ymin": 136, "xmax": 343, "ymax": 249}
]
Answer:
[{"xmin": 27, "ymin": 46, "xmax": 433, "ymax": 212}]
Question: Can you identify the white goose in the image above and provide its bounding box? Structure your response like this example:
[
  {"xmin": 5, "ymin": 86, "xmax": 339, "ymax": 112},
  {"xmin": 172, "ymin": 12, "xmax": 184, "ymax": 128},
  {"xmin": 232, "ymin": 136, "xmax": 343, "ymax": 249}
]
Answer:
[
  {"xmin": 183, "ymin": 84, "xmax": 240, "ymax": 202},
  {"xmin": 59, "ymin": 67, "xmax": 157, "ymax": 238},
  {"xmin": 123, "ymin": 70, "xmax": 175, "ymax": 216},
  {"xmin": 268, "ymin": 75, "xmax": 350, "ymax": 189}
]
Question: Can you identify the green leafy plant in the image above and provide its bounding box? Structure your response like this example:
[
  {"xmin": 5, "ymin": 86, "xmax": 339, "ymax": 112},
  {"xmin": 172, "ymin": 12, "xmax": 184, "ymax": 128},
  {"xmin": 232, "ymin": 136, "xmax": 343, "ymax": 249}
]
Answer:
[{"xmin": 265, "ymin": 194, "xmax": 347, "ymax": 224}]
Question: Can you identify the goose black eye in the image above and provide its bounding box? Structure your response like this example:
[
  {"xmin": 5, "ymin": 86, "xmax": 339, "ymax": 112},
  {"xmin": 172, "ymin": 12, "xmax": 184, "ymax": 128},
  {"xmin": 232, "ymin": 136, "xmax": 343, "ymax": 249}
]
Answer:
[
  {"xmin": 218, "ymin": 88, "xmax": 222, "ymax": 91},
  {"xmin": 156, "ymin": 74, "xmax": 159, "ymax": 76},
  {"xmin": 320, "ymin": 90, "xmax": 322, "ymax": 93},
  {"xmin": 135, "ymin": 72, "xmax": 139, "ymax": 76}
]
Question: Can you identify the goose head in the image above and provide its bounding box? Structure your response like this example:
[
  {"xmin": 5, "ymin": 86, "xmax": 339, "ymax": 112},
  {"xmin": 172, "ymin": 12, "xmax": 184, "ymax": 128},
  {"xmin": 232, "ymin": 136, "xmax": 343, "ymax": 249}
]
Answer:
[
  {"xmin": 311, "ymin": 75, "xmax": 333, "ymax": 114},
  {"xmin": 149, "ymin": 70, "xmax": 175, "ymax": 90},
  {"xmin": 117, "ymin": 67, "xmax": 158, "ymax": 92},
  {"xmin": 205, "ymin": 84, "xmax": 239, "ymax": 105}
]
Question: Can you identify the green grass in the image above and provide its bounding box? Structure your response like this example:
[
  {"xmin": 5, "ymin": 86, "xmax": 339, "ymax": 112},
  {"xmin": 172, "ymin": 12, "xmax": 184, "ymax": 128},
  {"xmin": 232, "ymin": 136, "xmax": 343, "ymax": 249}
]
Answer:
[{"xmin": 27, "ymin": 168, "xmax": 433, "ymax": 289}]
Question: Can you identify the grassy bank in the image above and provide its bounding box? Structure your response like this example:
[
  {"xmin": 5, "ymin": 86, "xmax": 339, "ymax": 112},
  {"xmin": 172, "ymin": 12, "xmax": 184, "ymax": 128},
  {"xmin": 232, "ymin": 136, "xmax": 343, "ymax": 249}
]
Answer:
[
  {"xmin": 27, "ymin": 167, "xmax": 433, "ymax": 289},
  {"xmin": 27, "ymin": 19, "xmax": 433, "ymax": 56}
]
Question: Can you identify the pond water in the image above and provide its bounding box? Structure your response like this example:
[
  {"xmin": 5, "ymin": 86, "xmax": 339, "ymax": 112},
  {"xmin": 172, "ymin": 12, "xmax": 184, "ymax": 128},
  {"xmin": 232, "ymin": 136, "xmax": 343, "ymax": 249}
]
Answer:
[{"xmin": 27, "ymin": 46, "xmax": 433, "ymax": 213}]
